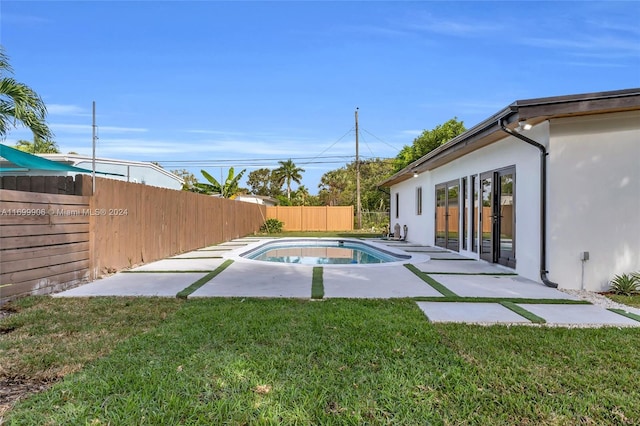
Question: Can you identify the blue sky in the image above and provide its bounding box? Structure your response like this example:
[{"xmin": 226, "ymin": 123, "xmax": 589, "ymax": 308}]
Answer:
[{"xmin": 2, "ymin": 1, "xmax": 639, "ymax": 194}]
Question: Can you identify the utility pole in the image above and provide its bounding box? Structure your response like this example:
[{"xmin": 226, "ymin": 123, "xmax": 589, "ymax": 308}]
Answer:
[
  {"xmin": 355, "ymin": 107, "xmax": 361, "ymax": 229},
  {"xmin": 92, "ymin": 101, "xmax": 96, "ymax": 194}
]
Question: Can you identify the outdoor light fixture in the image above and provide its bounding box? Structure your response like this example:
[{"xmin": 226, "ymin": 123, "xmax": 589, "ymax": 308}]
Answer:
[
  {"xmin": 516, "ymin": 120, "xmax": 533, "ymax": 132},
  {"xmin": 413, "ymin": 171, "xmax": 419, "ymax": 178}
]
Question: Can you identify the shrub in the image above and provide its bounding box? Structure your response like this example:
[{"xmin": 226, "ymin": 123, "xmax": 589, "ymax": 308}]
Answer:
[
  {"xmin": 609, "ymin": 272, "xmax": 640, "ymax": 296},
  {"xmin": 260, "ymin": 218, "xmax": 283, "ymax": 233}
]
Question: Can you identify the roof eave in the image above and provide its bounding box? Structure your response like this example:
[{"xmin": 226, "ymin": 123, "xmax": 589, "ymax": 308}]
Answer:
[{"xmin": 379, "ymin": 88, "xmax": 640, "ymax": 188}]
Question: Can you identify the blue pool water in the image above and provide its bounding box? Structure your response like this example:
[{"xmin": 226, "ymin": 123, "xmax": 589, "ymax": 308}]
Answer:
[{"xmin": 242, "ymin": 239, "xmax": 409, "ymax": 265}]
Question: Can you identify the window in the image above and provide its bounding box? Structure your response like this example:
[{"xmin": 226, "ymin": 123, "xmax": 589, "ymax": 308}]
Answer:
[
  {"xmin": 416, "ymin": 186, "xmax": 423, "ymax": 215},
  {"xmin": 472, "ymin": 175, "xmax": 479, "ymax": 253},
  {"xmin": 395, "ymin": 193, "xmax": 399, "ymax": 218},
  {"xmin": 462, "ymin": 177, "xmax": 467, "ymax": 250}
]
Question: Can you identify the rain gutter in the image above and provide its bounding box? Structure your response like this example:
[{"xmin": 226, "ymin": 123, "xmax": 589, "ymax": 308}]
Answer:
[{"xmin": 499, "ymin": 119, "xmax": 558, "ymax": 288}]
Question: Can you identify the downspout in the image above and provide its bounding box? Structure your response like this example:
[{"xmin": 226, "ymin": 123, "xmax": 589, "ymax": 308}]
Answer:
[{"xmin": 499, "ymin": 119, "xmax": 558, "ymax": 288}]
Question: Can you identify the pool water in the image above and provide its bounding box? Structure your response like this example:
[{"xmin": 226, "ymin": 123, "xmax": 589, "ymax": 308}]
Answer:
[{"xmin": 243, "ymin": 240, "xmax": 407, "ymax": 265}]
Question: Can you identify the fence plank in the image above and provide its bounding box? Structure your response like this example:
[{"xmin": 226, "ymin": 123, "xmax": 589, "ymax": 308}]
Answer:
[
  {"xmin": 0, "ymin": 232, "xmax": 89, "ymax": 250},
  {"xmin": 2, "ymin": 250, "xmax": 89, "ymax": 274},
  {"xmin": 3, "ymin": 269, "xmax": 91, "ymax": 299},
  {"xmin": 1, "ymin": 259, "xmax": 91, "ymax": 287},
  {"xmin": 265, "ymin": 206, "xmax": 353, "ymax": 231},
  {"xmin": 1, "ymin": 242, "xmax": 90, "ymax": 263}
]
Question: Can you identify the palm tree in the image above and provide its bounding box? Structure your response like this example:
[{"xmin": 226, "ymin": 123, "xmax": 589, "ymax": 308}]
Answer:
[
  {"xmin": 318, "ymin": 169, "xmax": 347, "ymax": 206},
  {"xmin": 293, "ymin": 185, "xmax": 310, "ymax": 206},
  {"xmin": 0, "ymin": 46, "xmax": 52, "ymax": 141},
  {"xmin": 274, "ymin": 159, "xmax": 304, "ymax": 201},
  {"xmin": 15, "ymin": 136, "xmax": 60, "ymax": 153}
]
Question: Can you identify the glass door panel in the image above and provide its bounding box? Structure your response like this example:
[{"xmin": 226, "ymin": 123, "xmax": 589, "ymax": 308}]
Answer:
[
  {"xmin": 480, "ymin": 174, "xmax": 494, "ymax": 262},
  {"xmin": 497, "ymin": 169, "xmax": 516, "ymax": 267},
  {"xmin": 462, "ymin": 178, "xmax": 468, "ymax": 251},
  {"xmin": 472, "ymin": 175, "xmax": 479, "ymax": 253},
  {"xmin": 435, "ymin": 186, "xmax": 446, "ymax": 248},
  {"xmin": 447, "ymin": 183, "xmax": 459, "ymax": 251}
]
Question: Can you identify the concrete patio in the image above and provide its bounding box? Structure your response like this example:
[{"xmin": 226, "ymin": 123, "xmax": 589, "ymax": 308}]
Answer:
[{"xmin": 53, "ymin": 237, "xmax": 640, "ymax": 328}]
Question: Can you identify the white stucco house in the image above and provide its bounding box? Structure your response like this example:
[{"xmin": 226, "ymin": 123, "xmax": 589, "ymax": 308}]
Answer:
[{"xmin": 379, "ymin": 88, "xmax": 640, "ymax": 292}]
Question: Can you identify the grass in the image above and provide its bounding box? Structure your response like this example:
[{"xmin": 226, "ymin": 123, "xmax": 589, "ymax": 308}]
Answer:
[
  {"xmin": 176, "ymin": 259, "xmax": 234, "ymax": 299},
  {"xmin": 608, "ymin": 309, "xmax": 640, "ymax": 322},
  {"xmin": 311, "ymin": 267, "xmax": 324, "ymax": 299},
  {"xmin": 606, "ymin": 294, "xmax": 640, "ymax": 308},
  {"xmin": 499, "ymin": 301, "xmax": 546, "ymax": 324},
  {"xmin": 404, "ymin": 264, "xmax": 458, "ymax": 297},
  {"xmin": 2, "ymin": 297, "xmax": 639, "ymax": 425}
]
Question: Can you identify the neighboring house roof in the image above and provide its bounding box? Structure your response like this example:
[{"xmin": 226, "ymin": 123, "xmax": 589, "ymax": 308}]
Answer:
[
  {"xmin": 0, "ymin": 144, "xmax": 122, "ymax": 176},
  {"xmin": 36, "ymin": 153, "xmax": 182, "ymax": 184},
  {"xmin": 379, "ymin": 88, "xmax": 640, "ymax": 187}
]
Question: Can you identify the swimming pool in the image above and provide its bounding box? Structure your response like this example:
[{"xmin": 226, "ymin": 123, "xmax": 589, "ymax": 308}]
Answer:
[{"xmin": 240, "ymin": 239, "xmax": 412, "ymax": 265}]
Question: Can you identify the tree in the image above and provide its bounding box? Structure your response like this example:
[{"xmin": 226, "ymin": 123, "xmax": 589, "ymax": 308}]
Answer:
[
  {"xmin": 14, "ymin": 136, "xmax": 60, "ymax": 153},
  {"xmin": 247, "ymin": 167, "xmax": 283, "ymax": 197},
  {"xmin": 318, "ymin": 168, "xmax": 348, "ymax": 206},
  {"xmin": 274, "ymin": 159, "xmax": 304, "ymax": 201},
  {"xmin": 317, "ymin": 158, "xmax": 394, "ymax": 210},
  {"xmin": 393, "ymin": 117, "xmax": 466, "ymax": 172},
  {"xmin": 0, "ymin": 46, "xmax": 52, "ymax": 141},
  {"xmin": 192, "ymin": 167, "xmax": 246, "ymax": 198},
  {"xmin": 171, "ymin": 169, "xmax": 198, "ymax": 191},
  {"xmin": 292, "ymin": 185, "xmax": 310, "ymax": 206}
]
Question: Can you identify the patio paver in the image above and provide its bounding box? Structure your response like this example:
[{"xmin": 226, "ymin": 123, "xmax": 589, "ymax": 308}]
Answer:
[
  {"xmin": 171, "ymin": 251, "xmax": 226, "ymax": 259},
  {"xmin": 414, "ymin": 260, "xmax": 513, "ymax": 274},
  {"xmin": 130, "ymin": 258, "xmax": 227, "ymax": 271},
  {"xmin": 417, "ymin": 302, "xmax": 531, "ymax": 324},
  {"xmin": 518, "ymin": 304, "xmax": 640, "ymax": 326},
  {"xmin": 190, "ymin": 262, "xmax": 312, "ymax": 298},
  {"xmin": 323, "ymin": 265, "xmax": 443, "ymax": 298},
  {"xmin": 53, "ymin": 272, "xmax": 208, "ymax": 297},
  {"xmin": 430, "ymin": 274, "xmax": 579, "ymax": 299}
]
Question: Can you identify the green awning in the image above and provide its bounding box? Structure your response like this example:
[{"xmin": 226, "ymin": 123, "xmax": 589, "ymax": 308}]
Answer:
[{"xmin": 0, "ymin": 144, "xmax": 123, "ymax": 176}]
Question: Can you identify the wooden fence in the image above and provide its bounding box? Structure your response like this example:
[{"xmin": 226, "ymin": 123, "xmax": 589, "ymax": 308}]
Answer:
[
  {"xmin": 90, "ymin": 177, "xmax": 265, "ymax": 276},
  {"xmin": 435, "ymin": 206, "xmax": 512, "ymax": 235},
  {"xmin": 1, "ymin": 175, "xmax": 266, "ymax": 303},
  {"xmin": 266, "ymin": 206, "xmax": 354, "ymax": 231},
  {"xmin": 1, "ymin": 175, "xmax": 86, "ymax": 195},
  {"xmin": 0, "ymin": 188, "xmax": 92, "ymax": 301}
]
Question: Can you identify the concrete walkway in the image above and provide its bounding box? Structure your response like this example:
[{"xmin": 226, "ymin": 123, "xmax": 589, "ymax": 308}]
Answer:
[{"xmin": 53, "ymin": 237, "xmax": 640, "ymax": 328}]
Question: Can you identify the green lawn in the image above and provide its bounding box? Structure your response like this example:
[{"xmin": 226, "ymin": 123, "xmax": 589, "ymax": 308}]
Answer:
[
  {"xmin": 2, "ymin": 297, "xmax": 639, "ymax": 425},
  {"xmin": 606, "ymin": 294, "xmax": 640, "ymax": 308}
]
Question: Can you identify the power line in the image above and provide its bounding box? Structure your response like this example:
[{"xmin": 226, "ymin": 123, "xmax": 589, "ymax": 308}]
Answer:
[
  {"xmin": 298, "ymin": 127, "xmax": 355, "ymax": 167},
  {"xmin": 155, "ymin": 154, "xmax": 355, "ymax": 164},
  {"xmin": 361, "ymin": 128, "xmax": 403, "ymax": 152}
]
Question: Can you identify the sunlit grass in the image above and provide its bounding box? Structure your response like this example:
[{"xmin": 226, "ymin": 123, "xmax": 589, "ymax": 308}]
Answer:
[{"xmin": 2, "ymin": 297, "xmax": 639, "ymax": 425}]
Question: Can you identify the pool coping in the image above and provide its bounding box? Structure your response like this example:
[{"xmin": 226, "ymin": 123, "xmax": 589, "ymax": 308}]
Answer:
[{"xmin": 223, "ymin": 237, "xmax": 431, "ymax": 268}]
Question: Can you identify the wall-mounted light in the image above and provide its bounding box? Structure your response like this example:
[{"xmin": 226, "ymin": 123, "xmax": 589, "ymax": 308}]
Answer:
[
  {"xmin": 516, "ymin": 120, "xmax": 532, "ymax": 132},
  {"xmin": 413, "ymin": 171, "xmax": 419, "ymax": 178}
]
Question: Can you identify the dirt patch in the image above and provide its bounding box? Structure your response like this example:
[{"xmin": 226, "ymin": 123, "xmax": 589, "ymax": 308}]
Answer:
[
  {"xmin": 0, "ymin": 377, "xmax": 58, "ymax": 419},
  {"xmin": 0, "ymin": 307, "xmax": 17, "ymax": 321}
]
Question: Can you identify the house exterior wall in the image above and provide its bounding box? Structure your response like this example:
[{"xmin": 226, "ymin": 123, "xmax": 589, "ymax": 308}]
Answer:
[
  {"xmin": 73, "ymin": 161, "xmax": 183, "ymax": 190},
  {"xmin": 390, "ymin": 124, "xmax": 548, "ymax": 283},
  {"xmin": 9, "ymin": 157, "xmax": 183, "ymax": 190},
  {"xmin": 547, "ymin": 111, "xmax": 640, "ymax": 291}
]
